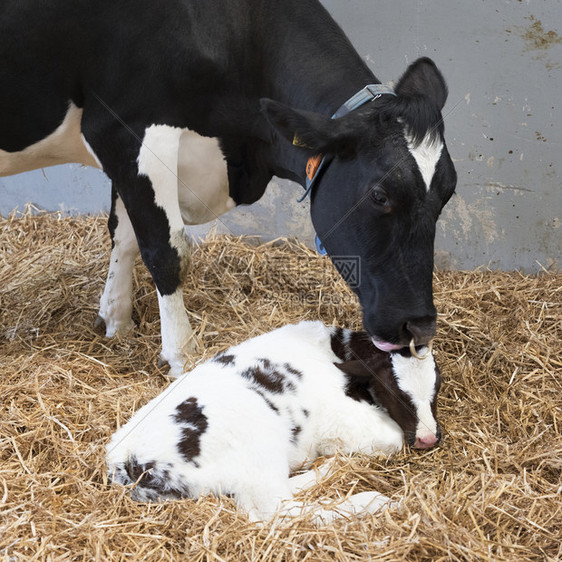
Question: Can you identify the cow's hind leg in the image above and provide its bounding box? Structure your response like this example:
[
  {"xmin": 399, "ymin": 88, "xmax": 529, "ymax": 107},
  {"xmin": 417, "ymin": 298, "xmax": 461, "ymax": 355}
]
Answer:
[{"xmin": 96, "ymin": 186, "xmax": 138, "ymax": 336}]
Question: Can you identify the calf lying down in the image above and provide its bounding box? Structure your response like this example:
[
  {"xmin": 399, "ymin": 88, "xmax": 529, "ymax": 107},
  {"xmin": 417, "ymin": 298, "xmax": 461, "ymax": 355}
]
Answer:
[{"xmin": 107, "ymin": 321, "xmax": 441, "ymax": 523}]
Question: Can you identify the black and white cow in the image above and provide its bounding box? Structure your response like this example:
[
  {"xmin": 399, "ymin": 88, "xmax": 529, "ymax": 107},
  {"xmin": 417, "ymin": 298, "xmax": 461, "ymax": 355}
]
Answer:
[
  {"xmin": 0, "ymin": 1, "xmax": 457, "ymax": 376},
  {"xmin": 107, "ymin": 321, "xmax": 441, "ymax": 523}
]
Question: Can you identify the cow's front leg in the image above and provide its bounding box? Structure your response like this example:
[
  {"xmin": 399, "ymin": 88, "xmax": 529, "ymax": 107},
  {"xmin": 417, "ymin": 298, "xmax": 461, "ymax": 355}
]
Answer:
[
  {"xmin": 130, "ymin": 125, "xmax": 195, "ymax": 376},
  {"xmin": 122, "ymin": 124, "xmax": 197, "ymax": 377},
  {"xmin": 96, "ymin": 187, "xmax": 138, "ymax": 337},
  {"xmin": 84, "ymin": 114, "xmax": 196, "ymax": 376}
]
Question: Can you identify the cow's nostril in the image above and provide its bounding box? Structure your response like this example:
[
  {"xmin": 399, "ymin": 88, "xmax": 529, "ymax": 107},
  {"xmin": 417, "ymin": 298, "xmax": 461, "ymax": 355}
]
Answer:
[{"xmin": 405, "ymin": 317, "xmax": 436, "ymax": 346}]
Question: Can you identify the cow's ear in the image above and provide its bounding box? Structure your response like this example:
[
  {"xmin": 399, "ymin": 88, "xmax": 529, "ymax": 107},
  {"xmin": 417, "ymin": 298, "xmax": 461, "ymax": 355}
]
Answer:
[
  {"xmin": 260, "ymin": 99, "xmax": 359, "ymax": 156},
  {"xmin": 395, "ymin": 57, "xmax": 448, "ymax": 110}
]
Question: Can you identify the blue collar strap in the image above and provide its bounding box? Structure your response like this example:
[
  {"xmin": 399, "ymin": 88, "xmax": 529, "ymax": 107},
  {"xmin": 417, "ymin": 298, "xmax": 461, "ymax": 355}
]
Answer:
[
  {"xmin": 331, "ymin": 83, "xmax": 396, "ymax": 119},
  {"xmin": 295, "ymin": 84, "xmax": 397, "ymax": 253}
]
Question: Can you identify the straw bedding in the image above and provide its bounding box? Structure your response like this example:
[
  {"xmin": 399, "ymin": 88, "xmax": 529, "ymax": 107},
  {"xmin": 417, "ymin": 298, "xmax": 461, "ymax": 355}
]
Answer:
[{"xmin": 1, "ymin": 209, "xmax": 560, "ymax": 561}]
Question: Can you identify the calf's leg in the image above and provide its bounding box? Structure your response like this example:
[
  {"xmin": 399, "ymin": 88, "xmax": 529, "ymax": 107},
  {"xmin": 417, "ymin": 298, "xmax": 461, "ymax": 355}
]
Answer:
[
  {"xmin": 282, "ymin": 459, "xmax": 397, "ymax": 524},
  {"xmin": 244, "ymin": 460, "xmax": 396, "ymax": 525}
]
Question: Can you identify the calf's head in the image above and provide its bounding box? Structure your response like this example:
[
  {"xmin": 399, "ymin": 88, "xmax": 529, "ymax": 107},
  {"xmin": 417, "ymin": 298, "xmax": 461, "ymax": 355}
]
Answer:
[
  {"xmin": 337, "ymin": 347, "xmax": 442, "ymax": 449},
  {"xmin": 263, "ymin": 58, "xmax": 457, "ymax": 352}
]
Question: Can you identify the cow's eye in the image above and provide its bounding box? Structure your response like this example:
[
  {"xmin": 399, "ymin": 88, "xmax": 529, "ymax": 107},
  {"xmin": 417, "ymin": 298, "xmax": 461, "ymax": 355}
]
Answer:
[{"xmin": 370, "ymin": 187, "xmax": 390, "ymax": 208}]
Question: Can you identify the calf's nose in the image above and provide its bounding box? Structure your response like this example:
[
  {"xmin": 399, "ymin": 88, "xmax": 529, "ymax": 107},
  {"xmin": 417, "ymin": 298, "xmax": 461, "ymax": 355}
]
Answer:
[{"xmin": 414, "ymin": 434, "xmax": 439, "ymax": 449}]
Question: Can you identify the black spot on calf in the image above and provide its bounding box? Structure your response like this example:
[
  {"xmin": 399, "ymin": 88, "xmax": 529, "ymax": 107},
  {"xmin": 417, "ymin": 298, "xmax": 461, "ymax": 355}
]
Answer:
[
  {"xmin": 213, "ymin": 353, "xmax": 236, "ymax": 366},
  {"xmin": 348, "ymin": 331, "xmax": 379, "ymax": 361},
  {"xmin": 124, "ymin": 457, "xmax": 170, "ymax": 493},
  {"xmin": 291, "ymin": 425, "xmax": 302, "ymax": 443},
  {"xmin": 173, "ymin": 397, "xmax": 209, "ymax": 464},
  {"xmin": 241, "ymin": 365, "xmax": 284, "ymax": 393},
  {"xmin": 283, "ymin": 363, "xmax": 303, "ymax": 379}
]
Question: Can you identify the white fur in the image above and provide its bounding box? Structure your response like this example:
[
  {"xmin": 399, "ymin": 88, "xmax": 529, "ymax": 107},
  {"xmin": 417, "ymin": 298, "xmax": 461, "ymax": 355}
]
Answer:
[
  {"xmin": 107, "ymin": 321, "xmax": 439, "ymax": 523},
  {"xmin": 97, "ymin": 194, "xmax": 138, "ymax": 337},
  {"xmin": 137, "ymin": 124, "xmax": 235, "ymax": 227},
  {"xmin": 176, "ymin": 129, "xmax": 235, "ymax": 224},
  {"xmin": 0, "ymin": 103, "xmax": 101, "ymax": 176},
  {"xmin": 392, "ymin": 349, "xmax": 439, "ymax": 442},
  {"xmin": 156, "ymin": 287, "xmax": 195, "ymax": 376},
  {"xmin": 137, "ymin": 125, "xmax": 187, "ymax": 231},
  {"xmin": 406, "ymin": 133, "xmax": 443, "ymax": 191}
]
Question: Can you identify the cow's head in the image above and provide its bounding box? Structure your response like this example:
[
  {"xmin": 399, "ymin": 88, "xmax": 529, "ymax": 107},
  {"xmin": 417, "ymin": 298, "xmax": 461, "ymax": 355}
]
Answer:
[{"xmin": 263, "ymin": 58, "xmax": 457, "ymax": 351}]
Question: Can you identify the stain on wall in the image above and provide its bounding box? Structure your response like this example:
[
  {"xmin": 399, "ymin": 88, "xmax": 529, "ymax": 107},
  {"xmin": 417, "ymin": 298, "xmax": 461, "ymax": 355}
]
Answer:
[
  {"xmin": 518, "ymin": 16, "xmax": 562, "ymax": 51},
  {"xmin": 510, "ymin": 15, "xmax": 562, "ymax": 71}
]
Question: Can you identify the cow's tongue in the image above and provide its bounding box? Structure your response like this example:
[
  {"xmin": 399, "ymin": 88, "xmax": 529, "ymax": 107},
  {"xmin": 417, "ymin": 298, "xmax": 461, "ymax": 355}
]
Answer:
[{"xmin": 371, "ymin": 338, "xmax": 404, "ymax": 352}]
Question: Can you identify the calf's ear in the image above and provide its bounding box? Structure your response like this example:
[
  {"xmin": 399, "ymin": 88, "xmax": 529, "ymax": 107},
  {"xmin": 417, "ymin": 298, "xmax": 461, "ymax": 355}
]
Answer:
[
  {"xmin": 395, "ymin": 57, "xmax": 448, "ymax": 110},
  {"xmin": 260, "ymin": 99, "xmax": 359, "ymax": 156},
  {"xmin": 334, "ymin": 360, "xmax": 373, "ymax": 384}
]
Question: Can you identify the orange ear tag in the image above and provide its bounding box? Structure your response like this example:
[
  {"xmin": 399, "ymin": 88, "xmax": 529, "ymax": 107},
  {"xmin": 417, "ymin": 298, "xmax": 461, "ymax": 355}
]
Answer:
[{"xmin": 306, "ymin": 155, "xmax": 323, "ymax": 181}]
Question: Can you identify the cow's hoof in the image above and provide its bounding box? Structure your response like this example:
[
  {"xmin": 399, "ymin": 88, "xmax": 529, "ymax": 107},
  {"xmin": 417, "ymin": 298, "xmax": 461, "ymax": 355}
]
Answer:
[
  {"xmin": 158, "ymin": 337, "xmax": 199, "ymax": 378},
  {"xmin": 94, "ymin": 315, "xmax": 135, "ymax": 338},
  {"xmin": 94, "ymin": 315, "xmax": 106, "ymax": 332},
  {"xmin": 157, "ymin": 355, "xmax": 185, "ymax": 379}
]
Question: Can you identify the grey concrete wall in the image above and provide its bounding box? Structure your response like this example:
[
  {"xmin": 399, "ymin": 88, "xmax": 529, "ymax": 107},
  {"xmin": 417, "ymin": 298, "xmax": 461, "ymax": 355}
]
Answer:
[{"xmin": 1, "ymin": 1, "xmax": 560, "ymax": 271}]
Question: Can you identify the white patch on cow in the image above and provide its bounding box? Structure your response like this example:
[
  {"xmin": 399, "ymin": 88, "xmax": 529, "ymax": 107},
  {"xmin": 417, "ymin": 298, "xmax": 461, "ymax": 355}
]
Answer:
[
  {"xmin": 405, "ymin": 133, "xmax": 443, "ymax": 191},
  {"xmin": 0, "ymin": 102, "xmax": 102, "ymax": 176},
  {"xmin": 97, "ymin": 195, "xmax": 138, "ymax": 337},
  {"xmin": 136, "ymin": 127, "xmax": 234, "ymax": 365},
  {"xmin": 177, "ymin": 129, "xmax": 235, "ymax": 224},
  {"xmin": 137, "ymin": 125, "xmax": 186, "ymax": 231},
  {"xmin": 137, "ymin": 124, "xmax": 234, "ymax": 227},
  {"xmin": 391, "ymin": 350, "xmax": 438, "ymax": 441}
]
